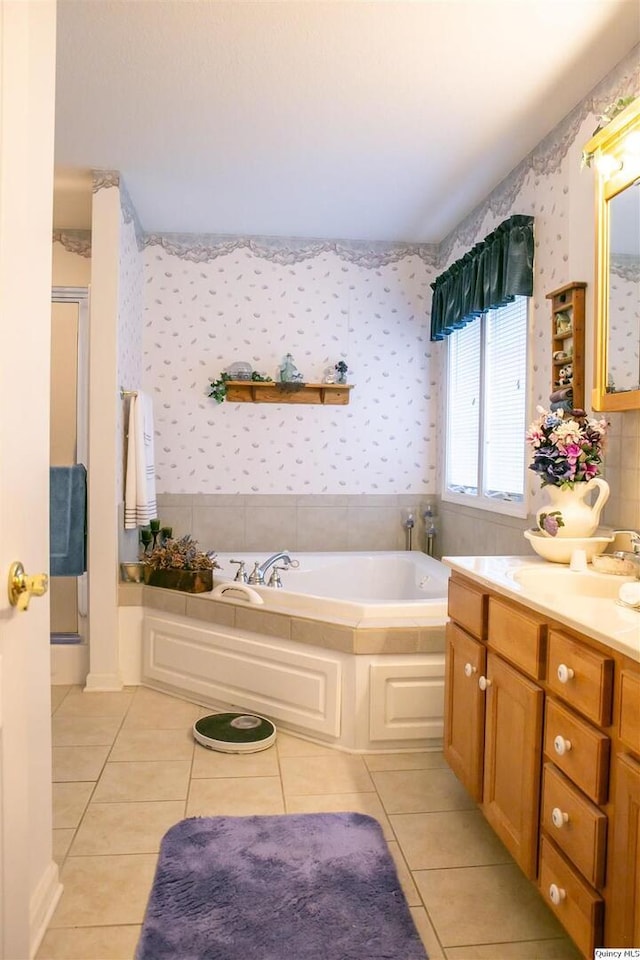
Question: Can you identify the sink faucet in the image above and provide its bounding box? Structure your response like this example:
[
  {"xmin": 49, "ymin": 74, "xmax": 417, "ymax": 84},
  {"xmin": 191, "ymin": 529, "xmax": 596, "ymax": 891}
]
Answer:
[
  {"xmin": 247, "ymin": 552, "xmax": 298, "ymax": 585},
  {"xmin": 613, "ymin": 532, "xmax": 640, "ymax": 578}
]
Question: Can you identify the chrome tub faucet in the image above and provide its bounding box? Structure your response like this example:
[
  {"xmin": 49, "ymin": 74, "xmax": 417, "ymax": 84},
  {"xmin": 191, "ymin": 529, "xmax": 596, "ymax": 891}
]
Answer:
[{"xmin": 247, "ymin": 552, "xmax": 299, "ymax": 586}]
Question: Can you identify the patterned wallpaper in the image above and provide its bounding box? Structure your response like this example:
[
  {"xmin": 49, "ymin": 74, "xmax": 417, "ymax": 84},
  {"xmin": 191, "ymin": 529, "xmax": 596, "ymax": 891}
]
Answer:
[{"xmin": 142, "ymin": 246, "xmax": 438, "ymax": 494}]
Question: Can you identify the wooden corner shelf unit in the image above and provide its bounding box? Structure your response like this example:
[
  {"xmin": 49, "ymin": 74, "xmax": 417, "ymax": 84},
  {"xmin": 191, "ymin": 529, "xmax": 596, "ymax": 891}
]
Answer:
[
  {"xmin": 225, "ymin": 381, "xmax": 353, "ymax": 405},
  {"xmin": 546, "ymin": 282, "xmax": 586, "ymax": 411}
]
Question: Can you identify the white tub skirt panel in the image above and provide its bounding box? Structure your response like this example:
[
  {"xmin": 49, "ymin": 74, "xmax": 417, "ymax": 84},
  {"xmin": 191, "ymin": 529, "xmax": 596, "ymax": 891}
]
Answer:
[{"xmin": 141, "ymin": 612, "xmax": 444, "ymax": 752}]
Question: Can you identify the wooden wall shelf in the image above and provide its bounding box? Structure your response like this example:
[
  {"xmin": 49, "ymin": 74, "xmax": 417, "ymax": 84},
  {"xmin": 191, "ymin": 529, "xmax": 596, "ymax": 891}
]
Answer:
[
  {"xmin": 225, "ymin": 381, "xmax": 353, "ymax": 405},
  {"xmin": 546, "ymin": 282, "xmax": 586, "ymax": 411}
]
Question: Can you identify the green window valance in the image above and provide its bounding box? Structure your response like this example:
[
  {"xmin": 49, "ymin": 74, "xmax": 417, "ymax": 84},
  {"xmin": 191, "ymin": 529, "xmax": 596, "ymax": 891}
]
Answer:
[{"xmin": 430, "ymin": 214, "xmax": 534, "ymax": 341}]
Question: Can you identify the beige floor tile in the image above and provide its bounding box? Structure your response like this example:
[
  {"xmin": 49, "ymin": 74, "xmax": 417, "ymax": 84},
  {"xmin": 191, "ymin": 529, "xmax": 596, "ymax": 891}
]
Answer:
[
  {"xmin": 280, "ymin": 754, "xmax": 375, "ymax": 795},
  {"xmin": 414, "ymin": 864, "xmax": 565, "ymax": 947},
  {"xmin": 93, "ymin": 761, "xmax": 191, "ymax": 802},
  {"xmin": 70, "ymin": 801, "xmax": 186, "ymax": 855},
  {"xmin": 365, "ymin": 751, "xmax": 448, "ymax": 772},
  {"xmin": 444, "ymin": 939, "xmax": 583, "ymax": 959},
  {"xmin": 50, "ymin": 686, "xmax": 71, "ymax": 713},
  {"xmin": 372, "ymin": 766, "xmax": 475, "ymax": 814},
  {"xmin": 52, "ymin": 744, "xmax": 111, "ymax": 782},
  {"xmin": 109, "ymin": 726, "xmax": 195, "ymax": 762},
  {"xmin": 122, "ymin": 687, "xmax": 204, "ymax": 730},
  {"xmin": 284, "ymin": 791, "xmax": 393, "ymax": 839},
  {"xmin": 52, "ymin": 829, "xmax": 75, "ymax": 865},
  {"xmin": 55, "ymin": 690, "xmax": 135, "ymax": 719},
  {"xmin": 186, "ymin": 776, "xmax": 285, "ymax": 816},
  {"xmin": 391, "ymin": 810, "xmax": 511, "ymax": 870},
  {"xmin": 50, "ymin": 855, "xmax": 157, "ymax": 927},
  {"xmin": 192, "ymin": 743, "xmax": 279, "ymax": 778},
  {"xmin": 387, "ymin": 839, "xmax": 420, "ymax": 906},
  {"xmin": 52, "ymin": 714, "xmax": 122, "ymax": 746},
  {"xmin": 36, "ymin": 924, "xmax": 141, "ymax": 960},
  {"xmin": 276, "ymin": 730, "xmax": 337, "ymax": 757},
  {"xmin": 52, "ymin": 781, "xmax": 94, "ymax": 829},
  {"xmin": 410, "ymin": 907, "xmax": 445, "ymax": 960}
]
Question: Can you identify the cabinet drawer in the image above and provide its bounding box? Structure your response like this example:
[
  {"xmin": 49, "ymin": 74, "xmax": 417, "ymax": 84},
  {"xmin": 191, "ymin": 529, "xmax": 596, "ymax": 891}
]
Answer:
[
  {"xmin": 488, "ymin": 597, "xmax": 546, "ymax": 680},
  {"xmin": 448, "ymin": 577, "xmax": 486, "ymax": 640},
  {"xmin": 539, "ymin": 836, "xmax": 603, "ymax": 959},
  {"xmin": 618, "ymin": 671, "xmax": 640, "ymax": 756},
  {"xmin": 544, "ymin": 699, "xmax": 610, "ymax": 804},
  {"xmin": 547, "ymin": 630, "xmax": 613, "ymax": 727},
  {"xmin": 541, "ymin": 763, "xmax": 607, "ymax": 890}
]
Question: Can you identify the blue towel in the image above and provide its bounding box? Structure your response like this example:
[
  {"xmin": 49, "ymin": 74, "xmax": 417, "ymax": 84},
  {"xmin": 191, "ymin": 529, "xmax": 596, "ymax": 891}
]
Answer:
[{"xmin": 50, "ymin": 465, "xmax": 87, "ymax": 576}]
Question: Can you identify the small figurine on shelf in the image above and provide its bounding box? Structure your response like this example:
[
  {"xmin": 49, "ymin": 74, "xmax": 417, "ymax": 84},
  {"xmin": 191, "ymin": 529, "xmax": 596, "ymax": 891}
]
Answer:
[
  {"xmin": 335, "ymin": 360, "xmax": 348, "ymax": 384},
  {"xmin": 279, "ymin": 353, "xmax": 303, "ymax": 382}
]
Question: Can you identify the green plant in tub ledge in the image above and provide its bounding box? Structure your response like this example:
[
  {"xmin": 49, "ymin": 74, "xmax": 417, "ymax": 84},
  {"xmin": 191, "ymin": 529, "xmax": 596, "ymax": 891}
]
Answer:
[
  {"xmin": 141, "ymin": 534, "xmax": 220, "ymax": 593},
  {"xmin": 142, "ymin": 534, "xmax": 219, "ymax": 572},
  {"xmin": 208, "ymin": 370, "xmax": 272, "ymax": 403}
]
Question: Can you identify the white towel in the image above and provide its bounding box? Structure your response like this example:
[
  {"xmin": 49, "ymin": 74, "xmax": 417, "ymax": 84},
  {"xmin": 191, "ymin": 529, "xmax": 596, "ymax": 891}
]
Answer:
[{"xmin": 124, "ymin": 391, "xmax": 158, "ymax": 529}]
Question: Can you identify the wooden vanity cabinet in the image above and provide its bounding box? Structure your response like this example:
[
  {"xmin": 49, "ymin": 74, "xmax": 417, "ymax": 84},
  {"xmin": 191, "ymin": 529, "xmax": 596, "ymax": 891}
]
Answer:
[
  {"xmin": 444, "ymin": 578, "xmax": 545, "ymax": 878},
  {"xmin": 445, "ymin": 573, "xmax": 640, "ymax": 958},
  {"xmin": 608, "ymin": 667, "xmax": 640, "ymax": 948},
  {"xmin": 481, "ymin": 650, "xmax": 544, "ymax": 878}
]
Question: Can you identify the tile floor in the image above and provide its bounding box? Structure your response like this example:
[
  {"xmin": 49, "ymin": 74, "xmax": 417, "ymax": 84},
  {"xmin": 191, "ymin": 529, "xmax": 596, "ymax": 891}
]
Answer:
[{"xmin": 37, "ymin": 685, "xmax": 583, "ymax": 960}]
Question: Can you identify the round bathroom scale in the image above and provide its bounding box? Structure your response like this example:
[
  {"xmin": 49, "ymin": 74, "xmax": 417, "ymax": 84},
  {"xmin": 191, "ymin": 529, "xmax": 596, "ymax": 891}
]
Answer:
[{"xmin": 193, "ymin": 712, "xmax": 277, "ymax": 753}]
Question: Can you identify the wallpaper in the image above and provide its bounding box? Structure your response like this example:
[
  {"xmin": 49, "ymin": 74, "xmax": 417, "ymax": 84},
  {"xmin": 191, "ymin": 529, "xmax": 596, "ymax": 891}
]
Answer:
[{"xmin": 142, "ymin": 246, "xmax": 438, "ymax": 494}]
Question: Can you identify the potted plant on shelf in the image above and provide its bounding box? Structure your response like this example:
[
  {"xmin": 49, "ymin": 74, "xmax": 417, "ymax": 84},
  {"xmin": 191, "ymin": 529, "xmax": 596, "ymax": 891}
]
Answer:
[{"xmin": 141, "ymin": 534, "xmax": 220, "ymax": 593}]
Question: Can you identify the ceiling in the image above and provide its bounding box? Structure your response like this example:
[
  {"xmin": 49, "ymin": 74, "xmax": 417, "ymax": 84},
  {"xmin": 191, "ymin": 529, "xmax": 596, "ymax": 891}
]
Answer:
[{"xmin": 54, "ymin": 0, "xmax": 640, "ymax": 243}]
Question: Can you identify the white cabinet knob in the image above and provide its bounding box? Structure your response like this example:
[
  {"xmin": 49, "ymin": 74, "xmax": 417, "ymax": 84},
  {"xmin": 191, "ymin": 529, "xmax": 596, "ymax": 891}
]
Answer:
[
  {"xmin": 478, "ymin": 676, "xmax": 492, "ymax": 691},
  {"xmin": 464, "ymin": 662, "xmax": 476, "ymax": 678},
  {"xmin": 553, "ymin": 735, "xmax": 572, "ymax": 756},
  {"xmin": 551, "ymin": 807, "xmax": 569, "ymax": 829},
  {"xmin": 557, "ymin": 664, "xmax": 575, "ymax": 684},
  {"xmin": 549, "ymin": 883, "xmax": 566, "ymax": 905}
]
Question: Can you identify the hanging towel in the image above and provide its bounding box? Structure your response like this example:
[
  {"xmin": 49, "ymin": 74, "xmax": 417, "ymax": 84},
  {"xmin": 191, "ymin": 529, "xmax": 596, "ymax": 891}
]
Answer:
[
  {"xmin": 50, "ymin": 464, "xmax": 87, "ymax": 576},
  {"xmin": 124, "ymin": 390, "xmax": 158, "ymax": 529}
]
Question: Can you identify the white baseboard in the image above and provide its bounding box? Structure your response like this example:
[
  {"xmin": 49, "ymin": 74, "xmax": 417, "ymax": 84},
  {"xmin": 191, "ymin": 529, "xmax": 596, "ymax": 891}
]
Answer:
[{"xmin": 30, "ymin": 860, "xmax": 62, "ymax": 959}]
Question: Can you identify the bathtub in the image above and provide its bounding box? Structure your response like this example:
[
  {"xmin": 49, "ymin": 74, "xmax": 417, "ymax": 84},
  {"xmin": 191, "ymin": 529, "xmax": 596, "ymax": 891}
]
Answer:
[
  {"xmin": 211, "ymin": 551, "xmax": 450, "ymax": 624},
  {"xmin": 138, "ymin": 550, "xmax": 449, "ymax": 752}
]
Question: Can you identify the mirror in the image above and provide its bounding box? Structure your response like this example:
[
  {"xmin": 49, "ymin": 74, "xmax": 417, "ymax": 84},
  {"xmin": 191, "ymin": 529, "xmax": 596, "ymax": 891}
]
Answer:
[{"xmin": 585, "ymin": 97, "xmax": 640, "ymax": 411}]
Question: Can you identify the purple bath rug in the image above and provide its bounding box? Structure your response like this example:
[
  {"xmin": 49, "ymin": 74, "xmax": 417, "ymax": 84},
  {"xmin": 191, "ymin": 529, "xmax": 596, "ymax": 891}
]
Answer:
[{"xmin": 136, "ymin": 812, "xmax": 428, "ymax": 960}]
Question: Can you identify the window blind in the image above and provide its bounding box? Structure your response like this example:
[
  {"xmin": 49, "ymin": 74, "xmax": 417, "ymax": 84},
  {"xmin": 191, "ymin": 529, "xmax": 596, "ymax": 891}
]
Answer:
[
  {"xmin": 484, "ymin": 298, "xmax": 527, "ymax": 500},
  {"xmin": 445, "ymin": 296, "xmax": 528, "ymax": 509},
  {"xmin": 446, "ymin": 319, "xmax": 480, "ymax": 493}
]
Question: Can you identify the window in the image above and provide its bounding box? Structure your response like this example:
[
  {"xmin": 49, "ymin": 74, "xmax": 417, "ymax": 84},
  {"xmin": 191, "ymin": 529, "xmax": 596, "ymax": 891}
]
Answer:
[{"xmin": 444, "ymin": 296, "xmax": 528, "ymax": 514}]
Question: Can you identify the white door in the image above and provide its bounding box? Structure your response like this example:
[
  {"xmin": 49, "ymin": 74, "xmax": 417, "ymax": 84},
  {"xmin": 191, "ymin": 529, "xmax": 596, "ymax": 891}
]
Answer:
[{"xmin": 0, "ymin": 2, "xmax": 57, "ymax": 957}]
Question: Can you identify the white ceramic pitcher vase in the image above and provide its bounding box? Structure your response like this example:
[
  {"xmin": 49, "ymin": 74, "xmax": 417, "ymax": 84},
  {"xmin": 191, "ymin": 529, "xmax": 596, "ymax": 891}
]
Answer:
[{"xmin": 535, "ymin": 477, "xmax": 610, "ymax": 538}]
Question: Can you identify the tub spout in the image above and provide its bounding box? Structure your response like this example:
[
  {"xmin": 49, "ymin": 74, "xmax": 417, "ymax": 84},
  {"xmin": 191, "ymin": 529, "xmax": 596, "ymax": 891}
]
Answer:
[{"xmin": 248, "ymin": 551, "xmax": 298, "ymax": 585}]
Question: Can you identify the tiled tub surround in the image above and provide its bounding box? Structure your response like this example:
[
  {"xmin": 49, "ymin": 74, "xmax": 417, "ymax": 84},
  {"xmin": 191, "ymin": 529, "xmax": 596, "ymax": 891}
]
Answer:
[
  {"xmin": 118, "ymin": 570, "xmax": 447, "ymax": 753},
  {"xmin": 127, "ymin": 493, "xmax": 438, "ymax": 558}
]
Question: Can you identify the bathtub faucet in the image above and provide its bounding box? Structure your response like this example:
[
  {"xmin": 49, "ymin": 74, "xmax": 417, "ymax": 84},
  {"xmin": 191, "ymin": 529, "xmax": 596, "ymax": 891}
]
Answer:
[{"xmin": 248, "ymin": 552, "xmax": 299, "ymax": 585}]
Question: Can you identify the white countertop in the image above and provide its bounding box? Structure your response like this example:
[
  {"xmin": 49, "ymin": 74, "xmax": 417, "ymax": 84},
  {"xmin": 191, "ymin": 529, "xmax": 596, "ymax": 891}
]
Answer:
[{"xmin": 443, "ymin": 555, "xmax": 640, "ymax": 664}]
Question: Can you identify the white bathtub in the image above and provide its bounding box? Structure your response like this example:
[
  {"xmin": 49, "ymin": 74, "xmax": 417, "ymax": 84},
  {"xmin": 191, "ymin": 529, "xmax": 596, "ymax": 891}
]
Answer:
[{"xmin": 211, "ymin": 551, "xmax": 450, "ymax": 624}]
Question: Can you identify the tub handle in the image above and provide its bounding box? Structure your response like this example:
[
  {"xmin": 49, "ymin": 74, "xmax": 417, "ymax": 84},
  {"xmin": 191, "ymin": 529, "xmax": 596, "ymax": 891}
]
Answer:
[{"xmin": 211, "ymin": 583, "xmax": 265, "ymax": 605}]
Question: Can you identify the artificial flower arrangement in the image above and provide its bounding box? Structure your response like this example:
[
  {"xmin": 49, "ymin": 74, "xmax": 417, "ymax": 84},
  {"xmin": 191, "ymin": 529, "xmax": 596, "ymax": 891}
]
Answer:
[{"xmin": 525, "ymin": 407, "xmax": 607, "ymax": 489}]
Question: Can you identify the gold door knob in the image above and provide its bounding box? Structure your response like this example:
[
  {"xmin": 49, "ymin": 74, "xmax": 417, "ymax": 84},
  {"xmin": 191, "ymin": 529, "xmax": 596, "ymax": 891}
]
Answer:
[{"xmin": 8, "ymin": 561, "xmax": 49, "ymax": 612}]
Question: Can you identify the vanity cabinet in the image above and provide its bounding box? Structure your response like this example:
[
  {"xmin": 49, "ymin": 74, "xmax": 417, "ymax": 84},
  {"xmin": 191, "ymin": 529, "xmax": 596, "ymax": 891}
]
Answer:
[
  {"xmin": 445, "ymin": 573, "xmax": 640, "ymax": 958},
  {"xmin": 608, "ymin": 666, "xmax": 640, "ymax": 948},
  {"xmin": 445, "ymin": 578, "xmax": 545, "ymax": 878}
]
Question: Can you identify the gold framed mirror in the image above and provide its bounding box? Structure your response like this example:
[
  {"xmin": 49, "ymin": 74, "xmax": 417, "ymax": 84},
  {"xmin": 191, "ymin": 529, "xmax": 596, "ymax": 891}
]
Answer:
[{"xmin": 584, "ymin": 97, "xmax": 640, "ymax": 411}]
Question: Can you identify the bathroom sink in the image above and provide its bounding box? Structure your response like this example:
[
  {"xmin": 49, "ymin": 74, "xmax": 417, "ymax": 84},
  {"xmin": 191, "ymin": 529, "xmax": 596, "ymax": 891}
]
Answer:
[{"xmin": 510, "ymin": 566, "xmax": 636, "ymax": 600}]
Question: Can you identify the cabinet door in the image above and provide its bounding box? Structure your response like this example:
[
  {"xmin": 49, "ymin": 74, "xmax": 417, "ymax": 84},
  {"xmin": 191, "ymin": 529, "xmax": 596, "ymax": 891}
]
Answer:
[
  {"xmin": 482, "ymin": 651, "xmax": 544, "ymax": 879},
  {"xmin": 444, "ymin": 621, "xmax": 485, "ymax": 801},
  {"xmin": 608, "ymin": 753, "xmax": 640, "ymax": 947}
]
